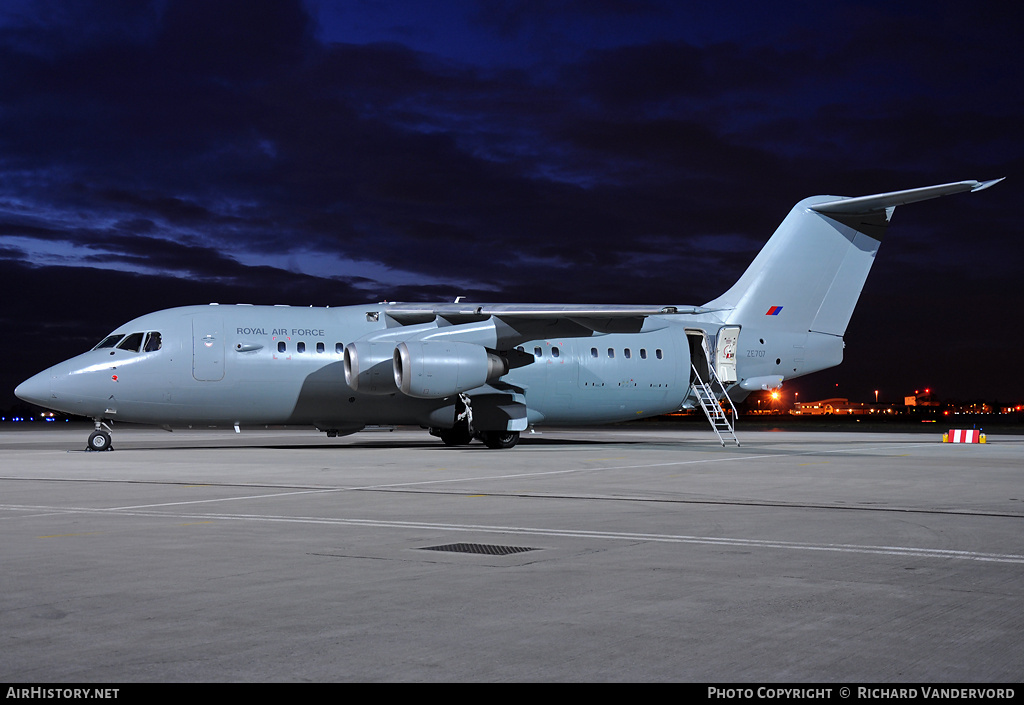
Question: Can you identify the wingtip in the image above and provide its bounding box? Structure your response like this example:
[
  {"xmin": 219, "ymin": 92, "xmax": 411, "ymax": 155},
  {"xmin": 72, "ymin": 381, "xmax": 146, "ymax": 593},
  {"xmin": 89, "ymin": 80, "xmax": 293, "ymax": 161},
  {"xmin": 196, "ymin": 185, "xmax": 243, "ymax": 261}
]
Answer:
[{"xmin": 971, "ymin": 177, "xmax": 1005, "ymax": 192}]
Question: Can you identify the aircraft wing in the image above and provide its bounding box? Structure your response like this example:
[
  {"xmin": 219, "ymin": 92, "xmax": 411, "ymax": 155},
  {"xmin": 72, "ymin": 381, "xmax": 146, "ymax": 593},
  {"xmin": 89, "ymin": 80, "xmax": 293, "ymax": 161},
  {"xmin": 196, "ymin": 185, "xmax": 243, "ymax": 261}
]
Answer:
[
  {"xmin": 386, "ymin": 302, "xmax": 708, "ymax": 321},
  {"xmin": 384, "ymin": 302, "xmax": 714, "ymax": 336}
]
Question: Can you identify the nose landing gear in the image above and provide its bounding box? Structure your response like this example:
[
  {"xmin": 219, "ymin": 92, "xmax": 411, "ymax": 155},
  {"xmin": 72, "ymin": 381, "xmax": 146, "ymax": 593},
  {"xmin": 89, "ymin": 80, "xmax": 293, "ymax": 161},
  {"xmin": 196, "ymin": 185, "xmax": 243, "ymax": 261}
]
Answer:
[{"xmin": 87, "ymin": 421, "xmax": 113, "ymax": 451}]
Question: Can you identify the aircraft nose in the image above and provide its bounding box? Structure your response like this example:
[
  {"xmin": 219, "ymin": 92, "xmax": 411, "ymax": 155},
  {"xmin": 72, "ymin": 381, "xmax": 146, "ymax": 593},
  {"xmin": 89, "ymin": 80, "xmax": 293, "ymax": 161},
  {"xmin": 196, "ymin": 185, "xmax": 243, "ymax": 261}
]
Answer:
[{"xmin": 14, "ymin": 372, "xmax": 52, "ymax": 407}]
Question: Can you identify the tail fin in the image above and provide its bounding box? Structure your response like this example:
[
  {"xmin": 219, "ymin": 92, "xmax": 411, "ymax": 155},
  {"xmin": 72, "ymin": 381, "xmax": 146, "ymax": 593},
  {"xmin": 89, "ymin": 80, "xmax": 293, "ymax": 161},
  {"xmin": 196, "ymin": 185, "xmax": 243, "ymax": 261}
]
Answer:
[{"xmin": 704, "ymin": 179, "xmax": 1002, "ymax": 336}]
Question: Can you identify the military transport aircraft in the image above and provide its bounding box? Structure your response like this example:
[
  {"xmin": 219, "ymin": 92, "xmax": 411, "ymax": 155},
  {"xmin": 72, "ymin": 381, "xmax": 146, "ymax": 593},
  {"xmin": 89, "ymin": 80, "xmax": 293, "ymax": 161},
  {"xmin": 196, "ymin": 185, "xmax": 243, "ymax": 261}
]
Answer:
[{"xmin": 16, "ymin": 179, "xmax": 1001, "ymax": 451}]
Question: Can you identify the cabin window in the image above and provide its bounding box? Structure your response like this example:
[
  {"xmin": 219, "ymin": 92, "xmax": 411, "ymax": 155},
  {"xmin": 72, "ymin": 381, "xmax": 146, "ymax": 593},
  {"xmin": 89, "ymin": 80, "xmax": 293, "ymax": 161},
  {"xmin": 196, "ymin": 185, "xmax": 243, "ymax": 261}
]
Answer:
[
  {"xmin": 534, "ymin": 346, "xmax": 542, "ymax": 358},
  {"xmin": 116, "ymin": 332, "xmax": 145, "ymax": 352},
  {"xmin": 93, "ymin": 334, "xmax": 124, "ymax": 350},
  {"xmin": 656, "ymin": 349, "xmax": 663, "ymax": 360},
  {"xmin": 144, "ymin": 332, "xmax": 162, "ymax": 352},
  {"xmin": 624, "ymin": 348, "xmax": 631, "ymax": 359},
  {"xmin": 336, "ymin": 343, "xmax": 344, "ymax": 354},
  {"xmin": 316, "ymin": 342, "xmax": 325, "ymax": 354},
  {"xmin": 297, "ymin": 342, "xmax": 306, "ymax": 353},
  {"xmin": 278, "ymin": 341, "xmax": 286, "ymax": 353},
  {"xmin": 591, "ymin": 347, "xmax": 598, "ymax": 358},
  {"xmin": 551, "ymin": 347, "xmax": 560, "ymax": 358},
  {"xmin": 607, "ymin": 348, "xmax": 615, "ymax": 359},
  {"xmin": 640, "ymin": 348, "xmax": 647, "ymax": 360}
]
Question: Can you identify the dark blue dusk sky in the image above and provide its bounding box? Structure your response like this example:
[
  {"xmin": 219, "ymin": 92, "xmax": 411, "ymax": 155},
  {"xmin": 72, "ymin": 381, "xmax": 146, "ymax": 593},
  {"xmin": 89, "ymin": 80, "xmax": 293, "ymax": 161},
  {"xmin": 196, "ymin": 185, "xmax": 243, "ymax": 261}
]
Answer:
[{"xmin": 1, "ymin": 0, "xmax": 1021, "ymax": 408}]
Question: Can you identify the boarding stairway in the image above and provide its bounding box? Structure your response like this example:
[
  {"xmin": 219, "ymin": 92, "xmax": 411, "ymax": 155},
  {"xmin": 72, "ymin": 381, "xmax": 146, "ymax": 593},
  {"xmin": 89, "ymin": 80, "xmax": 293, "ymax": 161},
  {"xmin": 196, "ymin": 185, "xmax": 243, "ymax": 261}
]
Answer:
[{"xmin": 691, "ymin": 363, "xmax": 740, "ymax": 447}]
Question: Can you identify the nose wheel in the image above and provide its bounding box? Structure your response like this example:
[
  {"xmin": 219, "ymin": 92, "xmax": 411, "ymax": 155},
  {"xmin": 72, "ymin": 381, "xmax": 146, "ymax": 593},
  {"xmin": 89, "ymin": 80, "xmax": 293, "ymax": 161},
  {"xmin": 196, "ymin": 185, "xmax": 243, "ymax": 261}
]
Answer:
[{"xmin": 87, "ymin": 421, "xmax": 113, "ymax": 451}]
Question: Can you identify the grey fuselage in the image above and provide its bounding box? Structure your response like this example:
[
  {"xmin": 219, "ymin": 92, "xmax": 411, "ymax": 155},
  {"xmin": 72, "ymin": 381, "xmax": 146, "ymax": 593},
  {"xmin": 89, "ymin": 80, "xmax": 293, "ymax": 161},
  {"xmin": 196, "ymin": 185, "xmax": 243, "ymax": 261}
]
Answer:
[{"xmin": 16, "ymin": 302, "xmax": 806, "ymax": 431}]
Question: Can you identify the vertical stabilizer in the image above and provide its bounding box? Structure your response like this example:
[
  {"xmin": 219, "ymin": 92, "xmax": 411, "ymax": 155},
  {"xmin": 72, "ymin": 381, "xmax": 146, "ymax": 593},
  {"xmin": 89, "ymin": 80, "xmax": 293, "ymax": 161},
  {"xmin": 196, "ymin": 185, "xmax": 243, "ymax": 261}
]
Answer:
[{"xmin": 704, "ymin": 179, "xmax": 1002, "ymax": 337}]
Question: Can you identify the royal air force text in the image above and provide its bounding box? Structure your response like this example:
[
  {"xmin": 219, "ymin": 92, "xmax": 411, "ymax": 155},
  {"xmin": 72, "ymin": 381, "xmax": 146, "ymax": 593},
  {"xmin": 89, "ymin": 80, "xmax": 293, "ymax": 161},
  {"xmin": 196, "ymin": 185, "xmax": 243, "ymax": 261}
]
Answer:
[{"xmin": 236, "ymin": 328, "xmax": 325, "ymax": 337}]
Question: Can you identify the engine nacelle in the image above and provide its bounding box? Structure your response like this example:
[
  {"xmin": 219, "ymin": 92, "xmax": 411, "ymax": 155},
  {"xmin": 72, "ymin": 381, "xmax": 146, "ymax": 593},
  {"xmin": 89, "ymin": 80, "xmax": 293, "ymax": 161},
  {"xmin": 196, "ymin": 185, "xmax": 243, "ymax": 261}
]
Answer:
[
  {"xmin": 344, "ymin": 342, "xmax": 398, "ymax": 394},
  {"xmin": 393, "ymin": 341, "xmax": 508, "ymax": 399}
]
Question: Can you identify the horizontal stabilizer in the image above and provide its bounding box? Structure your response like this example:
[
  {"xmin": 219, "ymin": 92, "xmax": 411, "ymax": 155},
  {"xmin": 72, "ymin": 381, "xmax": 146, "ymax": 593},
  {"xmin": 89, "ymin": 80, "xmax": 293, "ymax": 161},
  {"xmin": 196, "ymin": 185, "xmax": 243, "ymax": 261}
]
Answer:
[{"xmin": 810, "ymin": 178, "xmax": 1003, "ymax": 216}]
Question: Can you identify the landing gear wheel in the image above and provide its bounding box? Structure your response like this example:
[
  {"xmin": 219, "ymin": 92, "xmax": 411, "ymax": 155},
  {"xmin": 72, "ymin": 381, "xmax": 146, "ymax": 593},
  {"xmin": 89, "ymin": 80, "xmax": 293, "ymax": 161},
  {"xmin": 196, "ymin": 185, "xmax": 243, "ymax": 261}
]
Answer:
[
  {"xmin": 87, "ymin": 430, "xmax": 112, "ymax": 452},
  {"xmin": 439, "ymin": 423, "xmax": 473, "ymax": 446},
  {"xmin": 480, "ymin": 430, "xmax": 519, "ymax": 449}
]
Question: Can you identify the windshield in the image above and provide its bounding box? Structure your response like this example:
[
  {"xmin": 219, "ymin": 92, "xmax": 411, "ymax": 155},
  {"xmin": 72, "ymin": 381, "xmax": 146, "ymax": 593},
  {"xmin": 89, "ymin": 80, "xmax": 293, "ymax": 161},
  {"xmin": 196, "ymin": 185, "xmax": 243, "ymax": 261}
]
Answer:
[
  {"xmin": 116, "ymin": 332, "xmax": 145, "ymax": 352},
  {"xmin": 92, "ymin": 331, "xmax": 163, "ymax": 353},
  {"xmin": 92, "ymin": 334, "xmax": 124, "ymax": 350}
]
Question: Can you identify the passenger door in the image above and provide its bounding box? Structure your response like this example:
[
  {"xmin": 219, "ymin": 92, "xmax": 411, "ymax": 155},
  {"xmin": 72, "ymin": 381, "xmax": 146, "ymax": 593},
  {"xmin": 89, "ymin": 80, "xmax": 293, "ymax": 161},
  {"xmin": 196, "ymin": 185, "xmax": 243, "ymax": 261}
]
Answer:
[{"xmin": 192, "ymin": 314, "xmax": 224, "ymax": 381}]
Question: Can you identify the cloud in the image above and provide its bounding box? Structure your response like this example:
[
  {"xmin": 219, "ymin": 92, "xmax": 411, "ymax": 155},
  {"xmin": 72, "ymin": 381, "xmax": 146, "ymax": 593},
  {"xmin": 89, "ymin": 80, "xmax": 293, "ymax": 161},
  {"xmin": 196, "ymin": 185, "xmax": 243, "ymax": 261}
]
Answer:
[{"xmin": 1, "ymin": 0, "xmax": 1021, "ymax": 406}]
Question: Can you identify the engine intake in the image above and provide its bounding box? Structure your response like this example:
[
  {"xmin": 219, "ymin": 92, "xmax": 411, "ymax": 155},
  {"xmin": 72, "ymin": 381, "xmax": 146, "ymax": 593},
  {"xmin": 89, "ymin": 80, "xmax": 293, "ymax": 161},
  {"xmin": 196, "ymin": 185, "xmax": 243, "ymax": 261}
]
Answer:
[
  {"xmin": 344, "ymin": 342, "xmax": 398, "ymax": 394},
  {"xmin": 393, "ymin": 341, "xmax": 508, "ymax": 398}
]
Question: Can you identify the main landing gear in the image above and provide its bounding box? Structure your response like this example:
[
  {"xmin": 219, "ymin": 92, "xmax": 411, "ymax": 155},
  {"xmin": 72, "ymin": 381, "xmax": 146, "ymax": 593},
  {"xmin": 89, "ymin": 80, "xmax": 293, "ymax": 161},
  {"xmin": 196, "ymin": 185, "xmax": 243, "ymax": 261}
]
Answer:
[
  {"xmin": 438, "ymin": 423, "xmax": 474, "ymax": 446},
  {"xmin": 431, "ymin": 394, "xmax": 520, "ymax": 449},
  {"xmin": 433, "ymin": 426, "xmax": 520, "ymax": 449},
  {"xmin": 87, "ymin": 421, "xmax": 113, "ymax": 451},
  {"xmin": 479, "ymin": 430, "xmax": 519, "ymax": 449}
]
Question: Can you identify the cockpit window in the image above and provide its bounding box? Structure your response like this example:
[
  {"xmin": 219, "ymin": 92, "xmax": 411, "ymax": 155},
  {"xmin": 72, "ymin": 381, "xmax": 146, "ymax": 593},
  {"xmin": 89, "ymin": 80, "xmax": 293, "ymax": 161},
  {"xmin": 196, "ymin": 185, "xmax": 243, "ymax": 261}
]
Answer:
[
  {"xmin": 93, "ymin": 334, "xmax": 125, "ymax": 350},
  {"xmin": 116, "ymin": 332, "xmax": 145, "ymax": 352},
  {"xmin": 93, "ymin": 331, "xmax": 162, "ymax": 353}
]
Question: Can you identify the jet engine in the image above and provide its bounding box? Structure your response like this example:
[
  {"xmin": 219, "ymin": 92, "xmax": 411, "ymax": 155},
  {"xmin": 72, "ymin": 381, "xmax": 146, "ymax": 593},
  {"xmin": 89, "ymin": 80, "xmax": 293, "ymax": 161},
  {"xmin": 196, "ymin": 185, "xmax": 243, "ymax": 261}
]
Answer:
[
  {"xmin": 344, "ymin": 342, "xmax": 399, "ymax": 394},
  {"xmin": 393, "ymin": 341, "xmax": 508, "ymax": 398}
]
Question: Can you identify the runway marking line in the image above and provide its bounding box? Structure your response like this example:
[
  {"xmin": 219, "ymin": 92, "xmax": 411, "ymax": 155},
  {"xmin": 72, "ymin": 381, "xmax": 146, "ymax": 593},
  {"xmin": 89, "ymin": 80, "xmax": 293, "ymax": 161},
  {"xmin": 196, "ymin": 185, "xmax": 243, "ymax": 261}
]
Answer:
[
  {"xmin": 4, "ymin": 439, "xmax": 1020, "ymax": 565},
  {"xmin": 0, "ymin": 440, "xmax": 977, "ymax": 514},
  {"xmin": 10, "ymin": 505, "xmax": 1024, "ymax": 565}
]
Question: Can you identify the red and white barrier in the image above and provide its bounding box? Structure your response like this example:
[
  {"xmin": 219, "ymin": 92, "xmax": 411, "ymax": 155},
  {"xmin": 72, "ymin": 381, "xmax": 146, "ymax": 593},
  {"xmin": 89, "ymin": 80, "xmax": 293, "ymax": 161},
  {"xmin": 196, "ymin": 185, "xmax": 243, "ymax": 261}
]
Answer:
[{"xmin": 945, "ymin": 429, "xmax": 982, "ymax": 443}]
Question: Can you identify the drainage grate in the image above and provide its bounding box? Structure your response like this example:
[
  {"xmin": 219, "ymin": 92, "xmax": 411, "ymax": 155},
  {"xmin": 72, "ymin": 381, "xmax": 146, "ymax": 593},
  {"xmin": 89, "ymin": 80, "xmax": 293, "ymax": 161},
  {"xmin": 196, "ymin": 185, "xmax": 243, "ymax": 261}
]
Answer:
[{"xmin": 420, "ymin": 542, "xmax": 538, "ymax": 556}]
